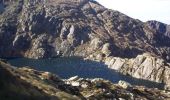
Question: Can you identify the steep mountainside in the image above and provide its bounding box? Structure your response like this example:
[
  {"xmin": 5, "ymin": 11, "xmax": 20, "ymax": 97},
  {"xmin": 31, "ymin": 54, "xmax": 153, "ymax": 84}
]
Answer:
[
  {"xmin": 0, "ymin": 0, "xmax": 170, "ymax": 61},
  {"xmin": 0, "ymin": 60, "xmax": 170, "ymax": 100}
]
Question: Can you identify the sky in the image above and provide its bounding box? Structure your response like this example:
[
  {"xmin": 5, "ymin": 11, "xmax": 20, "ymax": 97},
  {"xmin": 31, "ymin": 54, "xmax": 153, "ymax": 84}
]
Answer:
[{"xmin": 96, "ymin": 0, "xmax": 170, "ymax": 24}]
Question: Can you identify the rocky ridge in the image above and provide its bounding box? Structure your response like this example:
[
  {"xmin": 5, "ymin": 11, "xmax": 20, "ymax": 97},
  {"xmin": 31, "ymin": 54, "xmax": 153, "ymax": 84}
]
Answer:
[
  {"xmin": 0, "ymin": 0, "xmax": 170, "ymax": 60},
  {"xmin": 1, "ymin": 60, "xmax": 170, "ymax": 100}
]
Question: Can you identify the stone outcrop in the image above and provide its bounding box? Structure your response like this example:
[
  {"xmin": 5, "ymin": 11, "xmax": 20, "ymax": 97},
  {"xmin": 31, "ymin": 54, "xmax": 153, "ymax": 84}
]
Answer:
[
  {"xmin": 103, "ymin": 53, "xmax": 170, "ymax": 89},
  {"xmin": 65, "ymin": 76, "xmax": 170, "ymax": 100},
  {"xmin": 118, "ymin": 80, "xmax": 132, "ymax": 90}
]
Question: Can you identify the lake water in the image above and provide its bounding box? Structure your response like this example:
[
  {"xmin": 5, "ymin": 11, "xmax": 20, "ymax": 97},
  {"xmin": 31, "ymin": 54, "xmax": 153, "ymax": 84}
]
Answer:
[{"xmin": 7, "ymin": 57, "xmax": 164, "ymax": 89}]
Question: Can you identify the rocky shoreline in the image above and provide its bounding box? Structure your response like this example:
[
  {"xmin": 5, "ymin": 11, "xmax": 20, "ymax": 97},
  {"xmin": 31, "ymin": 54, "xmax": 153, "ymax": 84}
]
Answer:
[
  {"xmin": 0, "ymin": 60, "xmax": 170, "ymax": 100},
  {"xmin": 85, "ymin": 53, "xmax": 170, "ymax": 90}
]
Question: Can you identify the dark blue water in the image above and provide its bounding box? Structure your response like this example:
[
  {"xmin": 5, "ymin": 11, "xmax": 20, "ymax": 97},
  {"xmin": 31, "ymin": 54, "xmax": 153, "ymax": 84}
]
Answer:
[{"xmin": 7, "ymin": 57, "xmax": 164, "ymax": 89}]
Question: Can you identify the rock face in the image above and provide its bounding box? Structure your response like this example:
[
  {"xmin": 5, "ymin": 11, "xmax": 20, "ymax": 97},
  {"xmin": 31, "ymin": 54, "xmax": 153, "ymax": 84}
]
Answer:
[
  {"xmin": 1, "ymin": 61, "xmax": 170, "ymax": 100},
  {"xmin": 0, "ymin": 0, "xmax": 170, "ymax": 61},
  {"xmin": 104, "ymin": 53, "xmax": 170, "ymax": 89}
]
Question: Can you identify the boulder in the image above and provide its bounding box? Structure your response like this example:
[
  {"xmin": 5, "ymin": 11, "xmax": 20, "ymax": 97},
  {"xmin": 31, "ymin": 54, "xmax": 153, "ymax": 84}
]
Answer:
[
  {"xmin": 68, "ymin": 76, "xmax": 79, "ymax": 81},
  {"xmin": 41, "ymin": 72, "xmax": 53, "ymax": 79},
  {"xmin": 101, "ymin": 43, "xmax": 111, "ymax": 56},
  {"xmin": 118, "ymin": 80, "xmax": 132, "ymax": 90},
  {"xmin": 71, "ymin": 81, "xmax": 80, "ymax": 87},
  {"xmin": 81, "ymin": 83, "xmax": 88, "ymax": 88}
]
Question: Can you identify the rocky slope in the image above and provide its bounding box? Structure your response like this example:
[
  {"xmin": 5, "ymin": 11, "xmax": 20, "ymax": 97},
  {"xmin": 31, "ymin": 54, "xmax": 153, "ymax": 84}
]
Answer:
[
  {"xmin": 1, "ymin": 0, "xmax": 170, "ymax": 94},
  {"xmin": 0, "ymin": 60, "xmax": 170, "ymax": 100},
  {"xmin": 0, "ymin": 0, "xmax": 170, "ymax": 60},
  {"xmin": 0, "ymin": 60, "xmax": 84, "ymax": 100}
]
